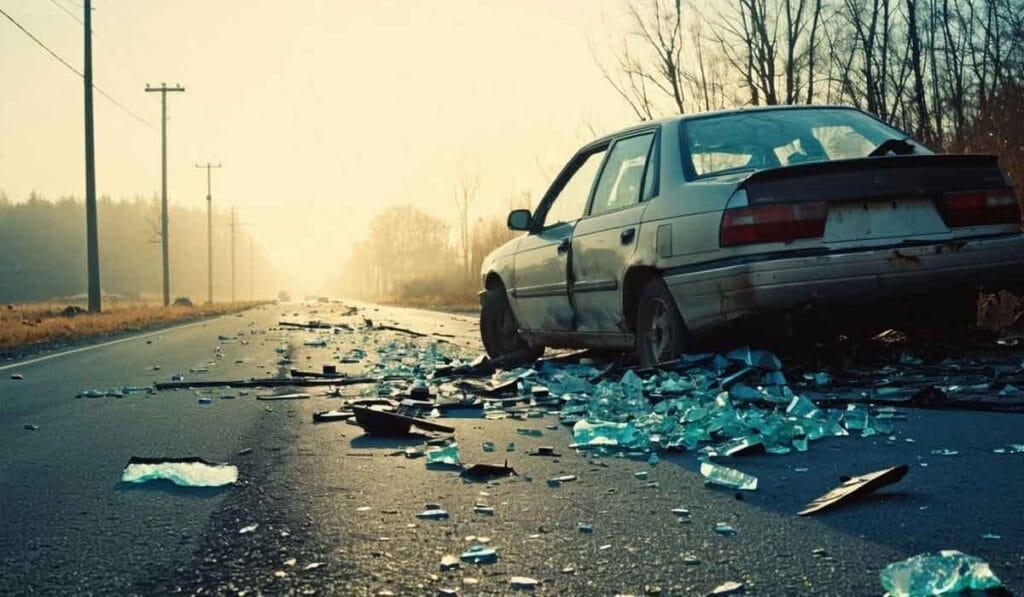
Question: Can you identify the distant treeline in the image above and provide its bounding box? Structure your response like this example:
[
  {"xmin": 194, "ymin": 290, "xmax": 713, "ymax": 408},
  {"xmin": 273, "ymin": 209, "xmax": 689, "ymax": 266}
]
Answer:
[
  {"xmin": 0, "ymin": 192, "xmax": 281, "ymax": 304},
  {"xmin": 332, "ymin": 204, "xmax": 521, "ymax": 308}
]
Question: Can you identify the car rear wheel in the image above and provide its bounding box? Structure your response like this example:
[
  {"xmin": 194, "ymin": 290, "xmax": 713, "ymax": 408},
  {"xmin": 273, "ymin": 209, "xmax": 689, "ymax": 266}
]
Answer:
[
  {"xmin": 480, "ymin": 286, "xmax": 543, "ymax": 363},
  {"xmin": 635, "ymin": 277, "xmax": 692, "ymax": 367}
]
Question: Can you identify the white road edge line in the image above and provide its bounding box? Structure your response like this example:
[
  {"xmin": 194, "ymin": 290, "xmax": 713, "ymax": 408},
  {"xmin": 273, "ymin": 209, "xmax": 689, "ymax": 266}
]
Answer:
[{"xmin": 0, "ymin": 315, "xmax": 232, "ymax": 372}]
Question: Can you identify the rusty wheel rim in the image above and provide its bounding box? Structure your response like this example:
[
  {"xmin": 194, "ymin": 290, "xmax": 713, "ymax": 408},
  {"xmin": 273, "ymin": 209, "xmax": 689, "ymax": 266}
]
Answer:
[{"xmin": 649, "ymin": 298, "xmax": 674, "ymax": 364}]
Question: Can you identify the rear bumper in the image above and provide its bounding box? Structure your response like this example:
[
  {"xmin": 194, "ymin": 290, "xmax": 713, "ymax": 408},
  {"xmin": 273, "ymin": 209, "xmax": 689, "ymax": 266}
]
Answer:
[{"xmin": 664, "ymin": 233, "xmax": 1024, "ymax": 333}]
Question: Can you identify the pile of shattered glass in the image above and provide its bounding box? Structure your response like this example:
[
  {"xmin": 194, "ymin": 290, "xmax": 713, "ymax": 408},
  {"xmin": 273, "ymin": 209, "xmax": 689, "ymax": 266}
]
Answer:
[{"xmin": 363, "ymin": 341, "xmax": 896, "ymax": 460}]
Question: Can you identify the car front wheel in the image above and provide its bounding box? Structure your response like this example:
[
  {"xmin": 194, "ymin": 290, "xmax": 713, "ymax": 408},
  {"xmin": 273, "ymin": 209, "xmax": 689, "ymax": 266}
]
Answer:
[
  {"xmin": 480, "ymin": 286, "xmax": 543, "ymax": 363},
  {"xmin": 635, "ymin": 277, "xmax": 692, "ymax": 367}
]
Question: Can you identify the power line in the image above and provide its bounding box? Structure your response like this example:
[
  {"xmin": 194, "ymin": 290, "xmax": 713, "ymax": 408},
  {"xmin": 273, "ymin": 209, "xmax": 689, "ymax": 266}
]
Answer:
[
  {"xmin": 49, "ymin": 0, "xmax": 82, "ymax": 24},
  {"xmin": 52, "ymin": 0, "xmax": 150, "ymax": 87},
  {"xmin": 0, "ymin": 6, "xmax": 154, "ymax": 130}
]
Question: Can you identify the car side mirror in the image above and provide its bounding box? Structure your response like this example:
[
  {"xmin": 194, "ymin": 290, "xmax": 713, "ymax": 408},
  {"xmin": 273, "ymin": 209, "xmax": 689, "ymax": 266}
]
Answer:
[{"xmin": 507, "ymin": 209, "xmax": 532, "ymax": 231}]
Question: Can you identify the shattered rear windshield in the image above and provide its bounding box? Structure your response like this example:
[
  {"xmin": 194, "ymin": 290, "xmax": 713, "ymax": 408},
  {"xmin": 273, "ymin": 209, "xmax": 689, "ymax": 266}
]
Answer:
[{"xmin": 680, "ymin": 108, "xmax": 912, "ymax": 179}]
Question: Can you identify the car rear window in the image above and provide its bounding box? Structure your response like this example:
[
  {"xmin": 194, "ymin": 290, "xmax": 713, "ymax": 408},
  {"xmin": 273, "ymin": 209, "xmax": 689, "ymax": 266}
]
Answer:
[{"xmin": 681, "ymin": 108, "xmax": 913, "ymax": 179}]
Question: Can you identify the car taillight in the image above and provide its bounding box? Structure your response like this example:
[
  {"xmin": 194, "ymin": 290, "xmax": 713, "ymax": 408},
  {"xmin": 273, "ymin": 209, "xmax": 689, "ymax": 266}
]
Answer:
[
  {"xmin": 940, "ymin": 189, "xmax": 1021, "ymax": 228},
  {"xmin": 720, "ymin": 202, "xmax": 827, "ymax": 247}
]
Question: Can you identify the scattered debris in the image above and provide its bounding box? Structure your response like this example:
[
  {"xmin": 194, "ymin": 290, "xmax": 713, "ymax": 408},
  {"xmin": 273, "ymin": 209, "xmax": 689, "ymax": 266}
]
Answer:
[
  {"xmin": 710, "ymin": 581, "xmax": 745, "ymax": 595},
  {"xmin": 290, "ymin": 367, "xmax": 346, "ymax": 378},
  {"xmin": 461, "ymin": 461, "xmax": 516, "ymax": 481},
  {"xmin": 529, "ymin": 446, "xmax": 561, "ymax": 457},
  {"xmin": 799, "ymin": 465, "xmax": 909, "ymax": 515},
  {"xmin": 238, "ymin": 523, "xmax": 259, "ymax": 534},
  {"xmin": 547, "ymin": 475, "xmax": 577, "ymax": 487},
  {"xmin": 312, "ymin": 409, "xmax": 351, "ymax": 423},
  {"xmin": 461, "ymin": 545, "xmax": 498, "ymax": 564},
  {"xmin": 426, "ymin": 444, "xmax": 460, "ymax": 466},
  {"xmin": 510, "ymin": 576, "xmax": 539, "ymax": 590},
  {"xmin": 120, "ymin": 456, "xmax": 238, "ymax": 487},
  {"xmin": 369, "ymin": 324, "xmax": 428, "ymax": 337},
  {"xmin": 700, "ymin": 462, "xmax": 758, "ymax": 491},
  {"xmin": 155, "ymin": 377, "xmax": 376, "ymax": 390},
  {"xmin": 880, "ymin": 550, "xmax": 1003, "ymax": 596},
  {"xmin": 352, "ymin": 405, "xmax": 454, "ymax": 436},
  {"xmin": 257, "ymin": 388, "xmax": 311, "ymax": 400},
  {"xmin": 278, "ymin": 320, "xmax": 335, "ymax": 330},
  {"xmin": 440, "ymin": 554, "xmax": 460, "ymax": 572}
]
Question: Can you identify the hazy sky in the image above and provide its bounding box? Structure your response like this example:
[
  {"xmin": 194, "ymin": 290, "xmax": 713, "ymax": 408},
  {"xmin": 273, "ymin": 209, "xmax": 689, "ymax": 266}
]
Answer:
[{"xmin": 1, "ymin": 0, "xmax": 640, "ymax": 294}]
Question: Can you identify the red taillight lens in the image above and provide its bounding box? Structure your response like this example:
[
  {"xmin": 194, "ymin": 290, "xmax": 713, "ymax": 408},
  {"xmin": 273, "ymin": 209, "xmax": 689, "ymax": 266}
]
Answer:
[
  {"xmin": 940, "ymin": 189, "xmax": 1021, "ymax": 228},
  {"xmin": 720, "ymin": 202, "xmax": 827, "ymax": 247}
]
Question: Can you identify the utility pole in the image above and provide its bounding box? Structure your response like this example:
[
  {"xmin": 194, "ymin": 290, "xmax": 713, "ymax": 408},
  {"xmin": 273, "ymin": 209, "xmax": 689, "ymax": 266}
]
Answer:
[
  {"xmin": 195, "ymin": 162, "xmax": 221, "ymax": 304},
  {"xmin": 249, "ymin": 236, "xmax": 254, "ymax": 301},
  {"xmin": 145, "ymin": 82, "xmax": 185, "ymax": 306},
  {"xmin": 83, "ymin": 0, "xmax": 101, "ymax": 313},
  {"xmin": 230, "ymin": 207, "xmax": 237, "ymax": 303}
]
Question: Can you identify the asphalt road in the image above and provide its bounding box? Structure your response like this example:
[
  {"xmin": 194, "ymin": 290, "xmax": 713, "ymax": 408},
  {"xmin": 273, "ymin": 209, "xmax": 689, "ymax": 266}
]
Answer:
[{"xmin": 1, "ymin": 301, "xmax": 1022, "ymax": 595}]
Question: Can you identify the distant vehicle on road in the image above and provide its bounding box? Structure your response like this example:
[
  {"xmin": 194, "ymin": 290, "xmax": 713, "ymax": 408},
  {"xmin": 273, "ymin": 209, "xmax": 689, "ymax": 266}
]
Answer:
[{"xmin": 478, "ymin": 106, "xmax": 1024, "ymax": 366}]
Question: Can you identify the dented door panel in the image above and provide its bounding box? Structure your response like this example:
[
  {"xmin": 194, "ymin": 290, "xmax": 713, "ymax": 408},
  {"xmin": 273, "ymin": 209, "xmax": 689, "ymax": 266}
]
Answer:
[
  {"xmin": 511, "ymin": 223, "xmax": 575, "ymax": 332},
  {"xmin": 571, "ymin": 204, "xmax": 646, "ymax": 332}
]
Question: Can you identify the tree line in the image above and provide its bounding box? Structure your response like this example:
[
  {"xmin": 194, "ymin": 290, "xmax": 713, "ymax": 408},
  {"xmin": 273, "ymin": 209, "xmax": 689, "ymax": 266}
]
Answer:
[
  {"xmin": 0, "ymin": 192, "xmax": 280, "ymax": 304},
  {"xmin": 601, "ymin": 0, "xmax": 1024, "ymax": 178},
  {"xmin": 332, "ymin": 193, "xmax": 531, "ymax": 307}
]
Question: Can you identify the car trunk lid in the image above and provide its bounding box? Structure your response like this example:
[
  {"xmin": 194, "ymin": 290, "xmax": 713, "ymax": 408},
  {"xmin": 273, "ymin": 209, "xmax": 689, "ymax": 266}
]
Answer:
[
  {"xmin": 723, "ymin": 154, "xmax": 1019, "ymax": 248},
  {"xmin": 738, "ymin": 154, "xmax": 1009, "ymax": 206}
]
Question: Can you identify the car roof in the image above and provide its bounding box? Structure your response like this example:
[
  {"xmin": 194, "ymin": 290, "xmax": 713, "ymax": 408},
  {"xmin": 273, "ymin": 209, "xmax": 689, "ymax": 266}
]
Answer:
[{"xmin": 583, "ymin": 104, "xmax": 867, "ymax": 150}]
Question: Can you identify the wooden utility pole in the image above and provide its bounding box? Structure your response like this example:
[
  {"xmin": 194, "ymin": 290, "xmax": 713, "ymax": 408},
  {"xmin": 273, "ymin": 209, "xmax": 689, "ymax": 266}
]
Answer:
[
  {"xmin": 195, "ymin": 162, "xmax": 221, "ymax": 304},
  {"xmin": 83, "ymin": 0, "xmax": 101, "ymax": 313},
  {"xmin": 230, "ymin": 207, "xmax": 237, "ymax": 303},
  {"xmin": 145, "ymin": 82, "xmax": 185, "ymax": 306},
  {"xmin": 249, "ymin": 236, "xmax": 254, "ymax": 301}
]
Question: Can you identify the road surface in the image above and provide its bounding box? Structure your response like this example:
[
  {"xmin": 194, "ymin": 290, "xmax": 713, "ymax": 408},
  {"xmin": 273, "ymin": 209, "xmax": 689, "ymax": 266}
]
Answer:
[{"xmin": 1, "ymin": 301, "xmax": 1022, "ymax": 595}]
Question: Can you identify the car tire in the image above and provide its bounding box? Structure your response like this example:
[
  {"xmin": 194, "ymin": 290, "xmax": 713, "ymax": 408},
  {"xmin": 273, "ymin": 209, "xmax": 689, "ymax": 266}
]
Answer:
[
  {"xmin": 635, "ymin": 277, "xmax": 692, "ymax": 367},
  {"xmin": 480, "ymin": 286, "xmax": 543, "ymax": 363}
]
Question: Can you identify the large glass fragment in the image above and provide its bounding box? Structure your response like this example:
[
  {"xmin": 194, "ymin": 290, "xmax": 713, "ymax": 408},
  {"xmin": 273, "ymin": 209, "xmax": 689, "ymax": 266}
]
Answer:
[
  {"xmin": 700, "ymin": 461, "xmax": 758, "ymax": 490},
  {"xmin": 879, "ymin": 550, "xmax": 1002, "ymax": 596}
]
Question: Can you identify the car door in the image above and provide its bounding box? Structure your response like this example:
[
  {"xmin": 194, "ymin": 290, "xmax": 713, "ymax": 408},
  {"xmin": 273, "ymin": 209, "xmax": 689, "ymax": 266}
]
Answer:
[
  {"xmin": 570, "ymin": 130, "xmax": 657, "ymax": 333},
  {"xmin": 511, "ymin": 145, "xmax": 607, "ymax": 332}
]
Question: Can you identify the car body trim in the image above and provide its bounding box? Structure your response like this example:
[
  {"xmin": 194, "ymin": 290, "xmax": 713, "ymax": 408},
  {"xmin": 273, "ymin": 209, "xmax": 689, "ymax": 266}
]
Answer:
[
  {"xmin": 572, "ymin": 279, "xmax": 618, "ymax": 293},
  {"xmin": 661, "ymin": 232, "xmax": 1020, "ymax": 279},
  {"xmin": 511, "ymin": 282, "xmax": 567, "ymax": 299}
]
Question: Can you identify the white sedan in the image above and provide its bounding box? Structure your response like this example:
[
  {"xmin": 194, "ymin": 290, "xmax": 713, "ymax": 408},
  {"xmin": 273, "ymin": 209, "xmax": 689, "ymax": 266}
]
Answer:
[{"xmin": 479, "ymin": 106, "xmax": 1024, "ymax": 365}]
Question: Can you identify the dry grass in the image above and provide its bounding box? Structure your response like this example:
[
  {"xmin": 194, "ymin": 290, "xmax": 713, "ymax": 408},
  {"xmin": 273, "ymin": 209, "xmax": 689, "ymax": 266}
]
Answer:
[{"xmin": 0, "ymin": 301, "xmax": 265, "ymax": 350}]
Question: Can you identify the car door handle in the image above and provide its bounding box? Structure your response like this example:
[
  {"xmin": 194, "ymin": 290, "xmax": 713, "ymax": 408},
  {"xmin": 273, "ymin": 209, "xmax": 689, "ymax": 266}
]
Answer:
[
  {"xmin": 620, "ymin": 227, "xmax": 636, "ymax": 244},
  {"xmin": 557, "ymin": 238, "xmax": 570, "ymax": 255}
]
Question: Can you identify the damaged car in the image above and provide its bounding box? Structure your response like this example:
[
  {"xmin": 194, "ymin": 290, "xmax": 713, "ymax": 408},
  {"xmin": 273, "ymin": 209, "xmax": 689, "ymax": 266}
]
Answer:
[{"xmin": 479, "ymin": 106, "xmax": 1024, "ymax": 365}]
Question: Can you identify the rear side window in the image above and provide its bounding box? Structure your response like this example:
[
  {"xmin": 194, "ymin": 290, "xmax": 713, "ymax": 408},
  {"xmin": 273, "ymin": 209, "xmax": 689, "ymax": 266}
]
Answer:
[{"xmin": 588, "ymin": 133, "xmax": 654, "ymax": 216}]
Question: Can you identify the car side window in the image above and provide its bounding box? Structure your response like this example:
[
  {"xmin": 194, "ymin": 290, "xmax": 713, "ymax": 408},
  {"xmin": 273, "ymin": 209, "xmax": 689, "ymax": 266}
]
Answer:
[
  {"xmin": 588, "ymin": 133, "xmax": 654, "ymax": 216},
  {"xmin": 540, "ymin": 149, "xmax": 606, "ymax": 228}
]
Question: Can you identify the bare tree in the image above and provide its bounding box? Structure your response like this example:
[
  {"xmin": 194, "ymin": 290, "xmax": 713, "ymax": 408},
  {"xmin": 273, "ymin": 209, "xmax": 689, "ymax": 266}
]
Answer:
[
  {"xmin": 452, "ymin": 176, "xmax": 478, "ymax": 283},
  {"xmin": 595, "ymin": 0, "xmax": 687, "ymax": 117}
]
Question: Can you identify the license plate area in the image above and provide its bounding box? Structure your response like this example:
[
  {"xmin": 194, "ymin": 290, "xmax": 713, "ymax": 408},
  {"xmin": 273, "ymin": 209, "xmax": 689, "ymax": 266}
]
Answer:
[{"xmin": 823, "ymin": 198, "xmax": 948, "ymax": 242}]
